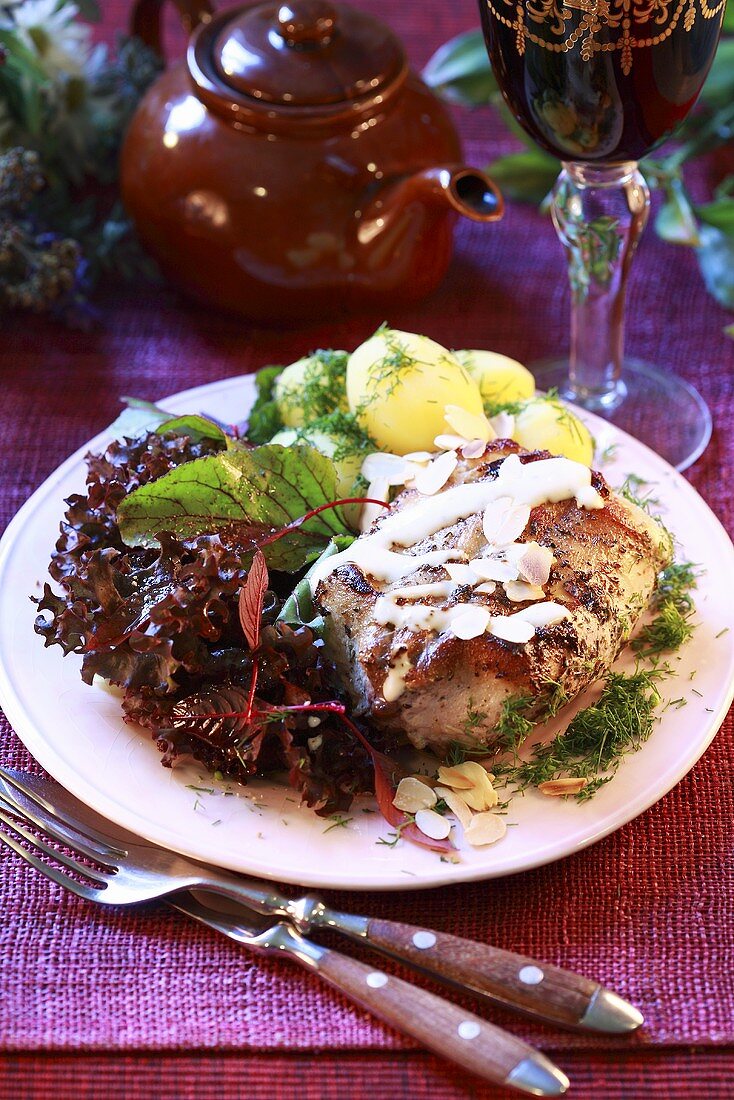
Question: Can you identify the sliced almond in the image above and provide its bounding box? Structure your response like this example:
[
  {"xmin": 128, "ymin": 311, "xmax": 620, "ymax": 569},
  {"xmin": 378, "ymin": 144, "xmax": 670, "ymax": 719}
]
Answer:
[
  {"xmin": 504, "ymin": 579, "xmax": 546, "ymax": 604},
  {"xmin": 475, "ymin": 581, "xmax": 497, "ymax": 595},
  {"xmin": 435, "ymin": 786, "xmax": 473, "ymax": 829},
  {"xmin": 444, "ymin": 404, "xmax": 494, "ymax": 443},
  {"xmin": 461, "ymin": 438, "xmax": 488, "ymax": 460},
  {"xmin": 444, "ymin": 562, "xmax": 476, "ymax": 586},
  {"xmin": 414, "ymin": 808, "xmax": 452, "ymax": 840},
  {"xmin": 464, "ymin": 812, "xmax": 507, "ymax": 847},
  {"xmin": 402, "ymin": 451, "xmax": 434, "ymax": 464},
  {"xmin": 360, "ymin": 477, "xmax": 390, "ymax": 533},
  {"xmin": 436, "ymin": 762, "xmax": 498, "ymax": 811},
  {"xmin": 519, "ymin": 602, "xmax": 571, "ymax": 628},
  {"xmin": 393, "ymin": 777, "xmax": 438, "ymax": 813},
  {"xmin": 414, "ymin": 450, "xmax": 458, "ymax": 496},
  {"xmin": 434, "ymin": 433, "xmax": 467, "ymax": 451},
  {"xmin": 518, "ymin": 542, "xmax": 554, "ymax": 587},
  {"xmin": 469, "ymin": 557, "xmax": 517, "ymax": 583},
  {"xmin": 483, "ymin": 498, "xmax": 531, "ymax": 546},
  {"xmin": 449, "ymin": 605, "xmax": 491, "ymax": 640},
  {"xmin": 489, "ymin": 615, "xmax": 536, "ymax": 644},
  {"xmin": 489, "ymin": 411, "xmax": 515, "ymax": 439},
  {"xmin": 436, "ymin": 765, "xmax": 475, "ymax": 790},
  {"xmin": 537, "ymin": 778, "xmax": 588, "ymax": 797},
  {"xmin": 361, "ymin": 452, "xmax": 411, "ymax": 486}
]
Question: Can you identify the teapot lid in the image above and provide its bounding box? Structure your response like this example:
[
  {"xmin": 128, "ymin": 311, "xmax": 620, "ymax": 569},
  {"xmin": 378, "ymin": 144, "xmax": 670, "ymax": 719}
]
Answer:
[{"xmin": 211, "ymin": 1, "xmax": 405, "ymax": 106}]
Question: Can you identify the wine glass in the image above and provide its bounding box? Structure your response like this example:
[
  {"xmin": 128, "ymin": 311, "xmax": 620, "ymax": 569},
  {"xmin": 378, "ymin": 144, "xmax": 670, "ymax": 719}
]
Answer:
[{"xmin": 478, "ymin": 0, "xmax": 728, "ymax": 469}]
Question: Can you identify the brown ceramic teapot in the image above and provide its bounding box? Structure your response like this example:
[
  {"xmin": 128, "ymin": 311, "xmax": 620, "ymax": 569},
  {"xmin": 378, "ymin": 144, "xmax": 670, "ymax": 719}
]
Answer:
[{"xmin": 121, "ymin": 0, "xmax": 504, "ymax": 324}]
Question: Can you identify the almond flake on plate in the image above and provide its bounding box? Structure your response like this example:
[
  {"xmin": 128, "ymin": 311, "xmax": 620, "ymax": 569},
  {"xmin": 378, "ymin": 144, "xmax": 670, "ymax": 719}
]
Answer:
[
  {"xmin": 537, "ymin": 778, "xmax": 588, "ymax": 796},
  {"xmin": 444, "ymin": 404, "xmax": 494, "ymax": 443},
  {"xmin": 475, "ymin": 581, "xmax": 497, "ymax": 595},
  {"xmin": 463, "ymin": 812, "xmax": 507, "ymax": 847},
  {"xmin": 414, "ymin": 450, "xmax": 458, "ymax": 496},
  {"xmin": 414, "ymin": 808, "xmax": 452, "ymax": 840},
  {"xmin": 482, "ymin": 498, "xmax": 531, "ymax": 546},
  {"xmin": 504, "ymin": 579, "xmax": 546, "ymax": 603},
  {"xmin": 436, "ymin": 765, "xmax": 475, "ymax": 790},
  {"xmin": 449, "ymin": 605, "xmax": 491, "ymax": 640},
  {"xmin": 393, "ymin": 777, "xmax": 438, "ymax": 813},
  {"xmin": 448, "ymin": 762, "xmax": 499, "ymax": 811},
  {"xmin": 434, "ymin": 786, "xmax": 473, "ymax": 829}
]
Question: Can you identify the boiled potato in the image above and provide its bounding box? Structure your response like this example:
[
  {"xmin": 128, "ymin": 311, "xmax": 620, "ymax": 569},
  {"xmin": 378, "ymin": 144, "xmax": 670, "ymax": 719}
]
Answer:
[
  {"xmin": 274, "ymin": 350, "xmax": 348, "ymax": 428},
  {"xmin": 454, "ymin": 349, "xmax": 535, "ymax": 407},
  {"xmin": 270, "ymin": 426, "xmax": 364, "ymax": 499},
  {"xmin": 512, "ymin": 397, "xmax": 594, "ymax": 465},
  {"xmin": 347, "ymin": 328, "xmax": 484, "ymax": 454}
]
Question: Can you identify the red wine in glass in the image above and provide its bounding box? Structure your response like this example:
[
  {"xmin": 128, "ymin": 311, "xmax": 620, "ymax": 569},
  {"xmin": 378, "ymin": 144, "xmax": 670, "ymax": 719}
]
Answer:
[{"xmin": 478, "ymin": 0, "xmax": 728, "ymax": 468}]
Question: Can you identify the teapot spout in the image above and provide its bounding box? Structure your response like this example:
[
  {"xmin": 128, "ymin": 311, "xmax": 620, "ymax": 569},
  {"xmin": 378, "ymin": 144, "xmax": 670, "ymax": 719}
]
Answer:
[
  {"xmin": 415, "ymin": 165, "xmax": 505, "ymax": 222},
  {"xmin": 358, "ymin": 166, "xmax": 504, "ymax": 241}
]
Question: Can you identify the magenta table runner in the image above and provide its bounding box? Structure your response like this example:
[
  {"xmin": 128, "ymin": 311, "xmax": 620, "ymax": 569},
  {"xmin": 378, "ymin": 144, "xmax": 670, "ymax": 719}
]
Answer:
[{"xmin": 1, "ymin": 1, "xmax": 733, "ymax": 1097}]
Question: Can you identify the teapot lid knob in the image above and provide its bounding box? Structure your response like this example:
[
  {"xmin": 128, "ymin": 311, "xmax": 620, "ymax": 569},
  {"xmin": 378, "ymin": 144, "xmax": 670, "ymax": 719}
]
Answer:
[{"xmin": 277, "ymin": 1, "xmax": 337, "ymax": 46}]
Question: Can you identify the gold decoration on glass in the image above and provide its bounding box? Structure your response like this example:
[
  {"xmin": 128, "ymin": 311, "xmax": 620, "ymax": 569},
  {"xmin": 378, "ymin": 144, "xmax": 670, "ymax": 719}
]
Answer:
[{"xmin": 484, "ymin": 0, "xmax": 726, "ymax": 73}]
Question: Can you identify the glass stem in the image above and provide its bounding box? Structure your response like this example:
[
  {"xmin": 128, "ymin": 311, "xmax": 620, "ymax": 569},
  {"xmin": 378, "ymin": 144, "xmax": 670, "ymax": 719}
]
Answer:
[{"xmin": 550, "ymin": 161, "xmax": 650, "ymax": 413}]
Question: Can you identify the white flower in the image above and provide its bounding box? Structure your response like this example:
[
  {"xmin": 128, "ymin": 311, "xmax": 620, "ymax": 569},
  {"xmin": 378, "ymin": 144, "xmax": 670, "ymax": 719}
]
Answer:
[{"xmin": 9, "ymin": 1, "xmax": 93, "ymax": 79}]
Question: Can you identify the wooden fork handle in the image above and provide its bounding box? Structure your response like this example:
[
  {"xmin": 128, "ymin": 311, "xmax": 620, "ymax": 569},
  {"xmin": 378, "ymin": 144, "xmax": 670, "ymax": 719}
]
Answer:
[
  {"xmin": 342, "ymin": 917, "xmax": 643, "ymax": 1034},
  {"xmin": 311, "ymin": 947, "xmax": 568, "ymax": 1096}
]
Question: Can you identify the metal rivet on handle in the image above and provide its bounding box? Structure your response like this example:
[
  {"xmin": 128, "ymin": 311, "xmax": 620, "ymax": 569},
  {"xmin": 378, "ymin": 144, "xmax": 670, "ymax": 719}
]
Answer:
[
  {"xmin": 412, "ymin": 931, "xmax": 437, "ymax": 950},
  {"xmin": 366, "ymin": 972, "xmax": 388, "ymax": 988},
  {"xmin": 519, "ymin": 965, "xmax": 544, "ymax": 985}
]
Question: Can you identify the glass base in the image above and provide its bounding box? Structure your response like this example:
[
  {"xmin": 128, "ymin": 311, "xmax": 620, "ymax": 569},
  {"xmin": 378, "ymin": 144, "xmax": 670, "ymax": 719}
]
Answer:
[{"xmin": 530, "ymin": 357, "xmax": 712, "ymax": 472}]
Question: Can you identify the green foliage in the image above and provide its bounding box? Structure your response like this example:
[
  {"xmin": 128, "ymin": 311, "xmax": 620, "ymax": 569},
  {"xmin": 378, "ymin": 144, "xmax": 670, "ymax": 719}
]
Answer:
[
  {"xmin": 0, "ymin": 1, "xmax": 162, "ymax": 320},
  {"xmin": 116, "ymin": 443, "xmax": 353, "ymax": 571},
  {"xmin": 423, "ymin": 33, "xmax": 734, "ymax": 314}
]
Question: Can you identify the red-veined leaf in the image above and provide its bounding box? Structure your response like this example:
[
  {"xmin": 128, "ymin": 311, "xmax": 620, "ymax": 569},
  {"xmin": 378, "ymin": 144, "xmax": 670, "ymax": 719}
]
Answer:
[{"xmin": 239, "ymin": 550, "xmax": 268, "ymax": 650}]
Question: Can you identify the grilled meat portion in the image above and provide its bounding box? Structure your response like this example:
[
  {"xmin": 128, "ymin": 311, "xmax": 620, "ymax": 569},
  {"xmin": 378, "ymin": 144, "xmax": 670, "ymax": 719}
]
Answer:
[{"xmin": 314, "ymin": 442, "xmax": 672, "ymax": 752}]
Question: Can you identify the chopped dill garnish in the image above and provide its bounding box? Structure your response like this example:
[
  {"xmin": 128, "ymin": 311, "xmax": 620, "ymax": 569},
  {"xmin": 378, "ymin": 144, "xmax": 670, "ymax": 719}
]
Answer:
[
  {"xmin": 598, "ymin": 442, "xmax": 620, "ymax": 464},
  {"xmin": 186, "ymin": 784, "xmax": 215, "ymax": 794},
  {"xmin": 278, "ymin": 349, "xmax": 349, "ymax": 425},
  {"xmin": 617, "ymin": 473, "xmax": 661, "ymax": 514},
  {"xmin": 633, "ymin": 561, "xmax": 699, "ymax": 658},
  {"xmin": 445, "ymin": 741, "xmax": 469, "ymax": 766},
  {"xmin": 323, "ymin": 814, "xmax": 352, "ymax": 833},
  {"xmin": 294, "ymin": 408, "xmax": 375, "ymax": 463},
  {"xmin": 493, "ymin": 694, "xmax": 535, "ymax": 754},
  {"xmin": 376, "ymin": 815, "xmax": 415, "ymax": 847},
  {"xmin": 539, "ymin": 678, "xmax": 569, "ymax": 718},
  {"xmin": 500, "ymin": 667, "xmax": 665, "ymax": 796},
  {"xmin": 716, "ymin": 627, "xmax": 730, "ymax": 639}
]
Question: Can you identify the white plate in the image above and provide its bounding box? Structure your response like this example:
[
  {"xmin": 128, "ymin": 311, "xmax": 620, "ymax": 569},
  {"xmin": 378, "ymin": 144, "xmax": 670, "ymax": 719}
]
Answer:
[{"xmin": 1, "ymin": 375, "xmax": 733, "ymax": 891}]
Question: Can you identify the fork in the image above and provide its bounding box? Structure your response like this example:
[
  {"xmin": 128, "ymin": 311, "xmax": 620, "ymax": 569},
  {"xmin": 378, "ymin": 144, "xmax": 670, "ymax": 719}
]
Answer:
[
  {"xmin": 0, "ymin": 776, "xmax": 570, "ymax": 1096},
  {"xmin": 0, "ymin": 765, "xmax": 642, "ymax": 1033}
]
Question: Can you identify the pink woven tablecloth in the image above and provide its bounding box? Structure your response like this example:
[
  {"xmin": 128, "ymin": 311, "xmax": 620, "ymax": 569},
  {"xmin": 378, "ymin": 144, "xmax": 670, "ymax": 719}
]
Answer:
[{"xmin": 1, "ymin": 1, "xmax": 734, "ymax": 1096}]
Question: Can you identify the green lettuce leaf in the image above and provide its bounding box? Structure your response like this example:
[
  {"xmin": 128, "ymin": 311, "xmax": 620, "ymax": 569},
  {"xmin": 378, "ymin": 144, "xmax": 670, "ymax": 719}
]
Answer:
[
  {"xmin": 278, "ymin": 536, "xmax": 354, "ymax": 634},
  {"xmin": 116, "ymin": 443, "xmax": 351, "ymax": 571}
]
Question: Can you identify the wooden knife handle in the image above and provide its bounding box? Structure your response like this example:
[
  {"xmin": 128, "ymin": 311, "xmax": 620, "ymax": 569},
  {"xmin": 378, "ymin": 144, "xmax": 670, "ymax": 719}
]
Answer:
[
  {"xmin": 356, "ymin": 917, "xmax": 641, "ymax": 1033},
  {"xmin": 313, "ymin": 946, "xmax": 568, "ymax": 1096}
]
